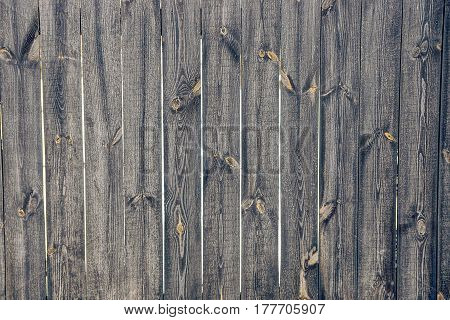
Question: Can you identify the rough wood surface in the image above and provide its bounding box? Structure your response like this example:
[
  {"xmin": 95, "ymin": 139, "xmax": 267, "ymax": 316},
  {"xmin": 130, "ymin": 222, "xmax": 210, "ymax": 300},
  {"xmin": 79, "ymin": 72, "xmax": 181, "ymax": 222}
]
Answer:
[
  {"xmin": 280, "ymin": 0, "xmax": 320, "ymax": 300},
  {"xmin": 82, "ymin": 0, "xmax": 126, "ymax": 299},
  {"xmin": 0, "ymin": 0, "xmax": 46, "ymax": 299},
  {"xmin": 241, "ymin": 0, "xmax": 280, "ymax": 300},
  {"xmin": 438, "ymin": 0, "xmax": 449, "ymax": 302},
  {"xmin": 40, "ymin": 0, "xmax": 85, "ymax": 299},
  {"xmin": 162, "ymin": 0, "xmax": 202, "ymax": 299},
  {"xmin": 319, "ymin": 0, "xmax": 361, "ymax": 300},
  {"xmin": 397, "ymin": 0, "xmax": 444, "ymax": 300},
  {"xmin": 0, "ymin": 103, "xmax": 4, "ymax": 300},
  {"xmin": 121, "ymin": 0, "xmax": 163, "ymax": 300},
  {"xmin": 202, "ymin": 0, "xmax": 240, "ymax": 300},
  {"xmin": 357, "ymin": 0, "xmax": 402, "ymax": 300}
]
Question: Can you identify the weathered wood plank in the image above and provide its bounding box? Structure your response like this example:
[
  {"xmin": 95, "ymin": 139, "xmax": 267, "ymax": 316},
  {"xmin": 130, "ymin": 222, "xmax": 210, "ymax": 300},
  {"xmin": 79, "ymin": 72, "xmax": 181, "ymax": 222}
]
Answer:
[
  {"xmin": 40, "ymin": 0, "xmax": 85, "ymax": 299},
  {"xmin": 280, "ymin": 0, "xmax": 320, "ymax": 300},
  {"xmin": 162, "ymin": 0, "xmax": 202, "ymax": 299},
  {"xmin": 241, "ymin": 0, "xmax": 280, "ymax": 300},
  {"xmin": 438, "ymin": 0, "xmax": 450, "ymax": 301},
  {"xmin": 0, "ymin": 0, "xmax": 46, "ymax": 299},
  {"xmin": 357, "ymin": 0, "xmax": 402, "ymax": 299},
  {"xmin": 0, "ymin": 109, "xmax": 4, "ymax": 300},
  {"xmin": 82, "ymin": 0, "xmax": 126, "ymax": 299},
  {"xmin": 202, "ymin": 0, "xmax": 240, "ymax": 300},
  {"xmin": 319, "ymin": 0, "xmax": 361, "ymax": 299},
  {"xmin": 397, "ymin": 0, "xmax": 444, "ymax": 300},
  {"xmin": 121, "ymin": 0, "xmax": 163, "ymax": 299}
]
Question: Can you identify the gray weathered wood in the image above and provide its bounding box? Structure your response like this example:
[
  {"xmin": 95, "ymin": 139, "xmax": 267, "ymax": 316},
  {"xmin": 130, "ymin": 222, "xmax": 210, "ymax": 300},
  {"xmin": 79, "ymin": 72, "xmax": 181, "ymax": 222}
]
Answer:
[
  {"xmin": 438, "ymin": 0, "xmax": 450, "ymax": 301},
  {"xmin": 357, "ymin": 0, "xmax": 402, "ymax": 299},
  {"xmin": 82, "ymin": 0, "xmax": 126, "ymax": 299},
  {"xmin": 397, "ymin": 0, "xmax": 444, "ymax": 300},
  {"xmin": 0, "ymin": 107, "xmax": 4, "ymax": 300},
  {"xmin": 202, "ymin": 0, "xmax": 241, "ymax": 300},
  {"xmin": 40, "ymin": 0, "xmax": 85, "ymax": 299},
  {"xmin": 319, "ymin": 0, "xmax": 361, "ymax": 299},
  {"xmin": 0, "ymin": 0, "xmax": 46, "ymax": 299},
  {"xmin": 280, "ymin": 0, "xmax": 320, "ymax": 300},
  {"xmin": 162, "ymin": 0, "xmax": 202, "ymax": 299},
  {"xmin": 241, "ymin": 0, "xmax": 280, "ymax": 300},
  {"xmin": 121, "ymin": 0, "xmax": 163, "ymax": 299}
]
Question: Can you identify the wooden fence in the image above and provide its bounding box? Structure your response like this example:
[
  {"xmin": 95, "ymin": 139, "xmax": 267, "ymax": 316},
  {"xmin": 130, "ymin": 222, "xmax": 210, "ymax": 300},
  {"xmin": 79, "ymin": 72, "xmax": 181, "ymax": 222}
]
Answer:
[{"xmin": 0, "ymin": 0, "xmax": 448, "ymax": 300}]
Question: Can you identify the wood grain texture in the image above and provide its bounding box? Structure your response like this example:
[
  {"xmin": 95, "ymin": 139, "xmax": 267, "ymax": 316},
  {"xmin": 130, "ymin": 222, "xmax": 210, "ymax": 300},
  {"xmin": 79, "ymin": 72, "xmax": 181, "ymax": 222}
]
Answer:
[
  {"xmin": 162, "ymin": 0, "xmax": 202, "ymax": 299},
  {"xmin": 280, "ymin": 0, "xmax": 320, "ymax": 300},
  {"xmin": 0, "ymin": 0, "xmax": 46, "ymax": 299},
  {"xmin": 438, "ymin": 0, "xmax": 450, "ymax": 301},
  {"xmin": 121, "ymin": 0, "xmax": 163, "ymax": 300},
  {"xmin": 202, "ymin": 0, "xmax": 240, "ymax": 300},
  {"xmin": 319, "ymin": 0, "xmax": 361, "ymax": 300},
  {"xmin": 241, "ymin": 0, "xmax": 280, "ymax": 300},
  {"xmin": 82, "ymin": 0, "xmax": 125, "ymax": 299},
  {"xmin": 0, "ymin": 107, "xmax": 4, "ymax": 300},
  {"xmin": 40, "ymin": 0, "xmax": 85, "ymax": 299},
  {"xmin": 397, "ymin": 0, "xmax": 444, "ymax": 300},
  {"xmin": 357, "ymin": 0, "xmax": 402, "ymax": 300}
]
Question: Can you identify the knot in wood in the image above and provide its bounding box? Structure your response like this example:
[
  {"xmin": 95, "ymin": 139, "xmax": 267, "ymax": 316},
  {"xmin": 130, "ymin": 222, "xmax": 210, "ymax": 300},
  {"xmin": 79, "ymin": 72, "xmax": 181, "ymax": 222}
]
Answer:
[
  {"xmin": 258, "ymin": 49, "xmax": 266, "ymax": 60},
  {"xmin": 442, "ymin": 149, "xmax": 450, "ymax": 164},
  {"xmin": 47, "ymin": 246, "xmax": 56, "ymax": 257},
  {"xmin": 383, "ymin": 131, "xmax": 396, "ymax": 142},
  {"xmin": 0, "ymin": 47, "xmax": 15, "ymax": 63},
  {"xmin": 171, "ymin": 97, "xmax": 182, "ymax": 111},
  {"xmin": 220, "ymin": 26, "xmax": 228, "ymax": 36},
  {"xmin": 176, "ymin": 221, "xmax": 185, "ymax": 236},
  {"xmin": 17, "ymin": 208, "xmax": 26, "ymax": 219},
  {"xmin": 55, "ymin": 134, "xmax": 62, "ymax": 144},
  {"xmin": 416, "ymin": 219, "xmax": 426, "ymax": 237},
  {"xmin": 241, "ymin": 198, "xmax": 254, "ymax": 210},
  {"xmin": 255, "ymin": 198, "xmax": 266, "ymax": 214},
  {"xmin": 224, "ymin": 156, "xmax": 239, "ymax": 169}
]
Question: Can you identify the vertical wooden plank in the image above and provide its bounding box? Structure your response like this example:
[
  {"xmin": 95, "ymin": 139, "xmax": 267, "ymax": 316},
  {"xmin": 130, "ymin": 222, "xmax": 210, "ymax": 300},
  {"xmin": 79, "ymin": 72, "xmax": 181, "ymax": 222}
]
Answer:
[
  {"xmin": 357, "ymin": 0, "xmax": 402, "ymax": 299},
  {"xmin": 241, "ymin": 0, "xmax": 280, "ymax": 300},
  {"xmin": 40, "ymin": 0, "xmax": 85, "ymax": 299},
  {"xmin": 0, "ymin": 116, "xmax": 4, "ymax": 300},
  {"xmin": 162, "ymin": 0, "xmax": 202, "ymax": 299},
  {"xmin": 398, "ymin": 0, "xmax": 444, "ymax": 300},
  {"xmin": 280, "ymin": 0, "xmax": 320, "ymax": 300},
  {"xmin": 438, "ymin": 0, "xmax": 450, "ymax": 301},
  {"xmin": 82, "ymin": 0, "xmax": 125, "ymax": 299},
  {"xmin": 0, "ymin": 1, "xmax": 46, "ymax": 299},
  {"xmin": 202, "ymin": 0, "xmax": 240, "ymax": 300},
  {"xmin": 319, "ymin": 0, "xmax": 361, "ymax": 299},
  {"xmin": 121, "ymin": 0, "xmax": 163, "ymax": 299}
]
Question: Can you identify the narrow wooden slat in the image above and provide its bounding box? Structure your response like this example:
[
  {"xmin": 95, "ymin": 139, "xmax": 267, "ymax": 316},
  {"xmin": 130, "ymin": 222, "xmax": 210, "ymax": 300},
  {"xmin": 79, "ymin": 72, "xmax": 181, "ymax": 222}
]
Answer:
[
  {"xmin": 241, "ymin": 0, "xmax": 280, "ymax": 300},
  {"xmin": 202, "ymin": 0, "xmax": 240, "ymax": 300},
  {"xmin": 397, "ymin": 0, "xmax": 444, "ymax": 300},
  {"xmin": 121, "ymin": 0, "xmax": 162, "ymax": 299},
  {"xmin": 82, "ymin": 0, "xmax": 125, "ymax": 299},
  {"xmin": 0, "ymin": 1, "xmax": 46, "ymax": 299},
  {"xmin": 40, "ymin": 0, "xmax": 85, "ymax": 299},
  {"xmin": 357, "ymin": 0, "xmax": 402, "ymax": 299},
  {"xmin": 438, "ymin": 0, "xmax": 450, "ymax": 301},
  {"xmin": 319, "ymin": 0, "xmax": 361, "ymax": 299},
  {"xmin": 280, "ymin": 0, "xmax": 320, "ymax": 300},
  {"xmin": 162, "ymin": 0, "xmax": 202, "ymax": 299},
  {"xmin": 0, "ymin": 116, "xmax": 4, "ymax": 300}
]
